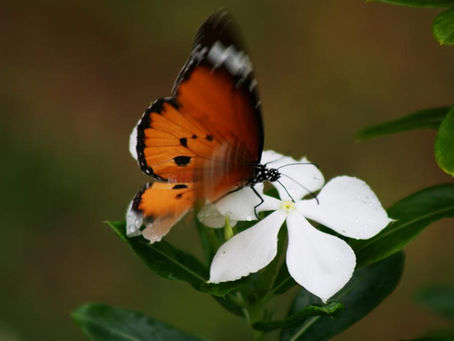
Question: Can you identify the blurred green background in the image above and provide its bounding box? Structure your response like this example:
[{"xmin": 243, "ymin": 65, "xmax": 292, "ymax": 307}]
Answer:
[{"xmin": 1, "ymin": 1, "xmax": 454, "ymax": 340}]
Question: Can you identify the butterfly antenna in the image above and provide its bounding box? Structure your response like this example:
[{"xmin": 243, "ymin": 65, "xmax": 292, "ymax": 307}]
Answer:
[
  {"xmin": 263, "ymin": 150, "xmax": 292, "ymax": 166},
  {"xmin": 280, "ymin": 173, "xmax": 320, "ymax": 205},
  {"xmin": 277, "ymin": 162, "xmax": 320, "ymax": 170},
  {"xmin": 276, "ymin": 179, "xmax": 295, "ymax": 202}
]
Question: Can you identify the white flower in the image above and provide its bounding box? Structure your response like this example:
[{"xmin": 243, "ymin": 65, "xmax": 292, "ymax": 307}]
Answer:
[
  {"xmin": 197, "ymin": 202, "xmax": 237, "ymax": 228},
  {"xmin": 200, "ymin": 151, "xmax": 392, "ymax": 303}
]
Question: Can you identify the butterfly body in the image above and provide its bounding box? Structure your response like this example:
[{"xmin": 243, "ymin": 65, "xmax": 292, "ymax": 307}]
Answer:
[
  {"xmin": 127, "ymin": 10, "xmax": 280, "ymax": 243},
  {"xmin": 249, "ymin": 164, "xmax": 281, "ymax": 186}
]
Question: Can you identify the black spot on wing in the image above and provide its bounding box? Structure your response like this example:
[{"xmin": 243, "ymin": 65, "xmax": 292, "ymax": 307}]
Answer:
[
  {"xmin": 191, "ymin": 134, "xmax": 197, "ymax": 139},
  {"xmin": 175, "ymin": 193, "xmax": 183, "ymax": 199},
  {"xmin": 173, "ymin": 156, "xmax": 191, "ymax": 167},
  {"xmin": 172, "ymin": 184, "xmax": 188, "ymax": 189},
  {"xmin": 205, "ymin": 134, "xmax": 214, "ymax": 141},
  {"xmin": 179, "ymin": 137, "xmax": 188, "ymax": 147}
]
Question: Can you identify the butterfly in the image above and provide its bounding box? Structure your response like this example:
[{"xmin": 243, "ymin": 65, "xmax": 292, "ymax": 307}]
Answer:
[{"xmin": 127, "ymin": 10, "xmax": 281, "ymax": 243}]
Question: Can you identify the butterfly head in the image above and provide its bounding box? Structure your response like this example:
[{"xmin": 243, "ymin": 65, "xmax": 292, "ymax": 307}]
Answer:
[{"xmin": 250, "ymin": 164, "xmax": 281, "ymax": 185}]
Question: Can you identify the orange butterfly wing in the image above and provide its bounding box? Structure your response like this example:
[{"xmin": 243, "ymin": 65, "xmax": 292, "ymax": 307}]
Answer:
[
  {"xmin": 127, "ymin": 10, "xmax": 263, "ymax": 242},
  {"xmin": 126, "ymin": 182, "xmax": 194, "ymax": 243}
]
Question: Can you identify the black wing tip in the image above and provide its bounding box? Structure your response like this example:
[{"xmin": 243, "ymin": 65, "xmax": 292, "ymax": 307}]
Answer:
[
  {"xmin": 201, "ymin": 8, "xmax": 233, "ymax": 31},
  {"xmin": 194, "ymin": 9, "xmax": 245, "ymax": 52}
]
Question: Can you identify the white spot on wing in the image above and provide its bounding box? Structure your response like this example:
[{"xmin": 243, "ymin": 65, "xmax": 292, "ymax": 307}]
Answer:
[
  {"xmin": 126, "ymin": 201, "xmax": 143, "ymax": 237},
  {"xmin": 129, "ymin": 120, "xmax": 140, "ymax": 161},
  {"xmin": 207, "ymin": 41, "xmax": 253, "ymax": 81},
  {"xmin": 249, "ymin": 79, "xmax": 257, "ymax": 92},
  {"xmin": 193, "ymin": 44, "xmax": 208, "ymax": 62}
]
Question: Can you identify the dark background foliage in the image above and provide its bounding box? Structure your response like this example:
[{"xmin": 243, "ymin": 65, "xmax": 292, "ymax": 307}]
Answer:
[{"xmin": 1, "ymin": 1, "xmax": 453, "ymax": 340}]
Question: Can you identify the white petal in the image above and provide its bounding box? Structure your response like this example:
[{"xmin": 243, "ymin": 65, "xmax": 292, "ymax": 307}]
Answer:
[
  {"xmin": 297, "ymin": 176, "xmax": 392, "ymax": 239},
  {"xmin": 286, "ymin": 212, "xmax": 356, "ymax": 303},
  {"xmin": 215, "ymin": 184, "xmax": 280, "ymax": 221},
  {"xmin": 129, "ymin": 120, "xmax": 140, "ymax": 161},
  {"xmin": 260, "ymin": 150, "xmax": 287, "ymax": 164},
  {"xmin": 197, "ymin": 202, "xmax": 237, "ymax": 228},
  {"xmin": 209, "ymin": 211, "xmax": 286, "ymax": 283},
  {"xmin": 261, "ymin": 150, "xmax": 324, "ymax": 201}
]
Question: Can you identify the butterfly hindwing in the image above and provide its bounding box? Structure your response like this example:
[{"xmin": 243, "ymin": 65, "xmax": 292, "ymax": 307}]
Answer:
[{"xmin": 126, "ymin": 182, "xmax": 195, "ymax": 242}]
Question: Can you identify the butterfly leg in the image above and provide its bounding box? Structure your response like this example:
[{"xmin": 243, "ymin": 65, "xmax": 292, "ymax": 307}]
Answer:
[{"xmin": 251, "ymin": 186, "xmax": 264, "ymax": 219}]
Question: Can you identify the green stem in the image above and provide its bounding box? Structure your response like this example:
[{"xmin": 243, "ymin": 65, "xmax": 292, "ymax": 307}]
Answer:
[
  {"xmin": 235, "ymin": 292, "xmax": 251, "ymax": 323},
  {"xmin": 258, "ymin": 276, "xmax": 292, "ymax": 306},
  {"xmin": 224, "ymin": 216, "xmax": 234, "ymax": 240},
  {"xmin": 234, "ymin": 292, "xmax": 264, "ymax": 340},
  {"xmin": 288, "ymin": 316, "xmax": 319, "ymax": 341},
  {"xmin": 205, "ymin": 228, "xmax": 221, "ymax": 252}
]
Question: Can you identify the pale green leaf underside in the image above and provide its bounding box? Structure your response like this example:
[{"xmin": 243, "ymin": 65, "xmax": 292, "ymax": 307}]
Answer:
[
  {"xmin": 356, "ymin": 106, "xmax": 450, "ymax": 140},
  {"xmin": 435, "ymin": 107, "xmax": 454, "ymax": 176},
  {"xmin": 433, "ymin": 8, "xmax": 454, "ymax": 45}
]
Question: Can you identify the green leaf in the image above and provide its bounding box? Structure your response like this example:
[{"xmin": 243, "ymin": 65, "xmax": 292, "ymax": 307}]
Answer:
[
  {"xmin": 107, "ymin": 221, "xmax": 240, "ymax": 297},
  {"xmin": 435, "ymin": 107, "xmax": 454, "ymax": 176},
  {"xmin": 72, "ymin": 303, "xmax": 205, "ymax": 341},
  {"xmin": 351, "ymin": 184, "xmax": 454, "ymax": 267},
  {"xmin": 356, "ymin": 106, "xmax": 450, "ymax": 140},
  {"xmin": 201, "ymin": 280, "xmax": 247, "ymax": 298},
  {"xmin": 281, "ymin": 252, "xmax": 404, "ymax": 341},
  {"xmin": 253, "ymin": 302, "xmax": 343, "ymax": 332},
  {"xmin": 433, "ymin": 8, "xmax": 454, "ymax": 45},
  {"xmin": 417, "ymin": 286, "xmax": 454, "ymax": 320},
  {"xmin": 195, "ymin": 218, "xmax": 220, "ymax": 263},
  {"xmin": 367, "ymin": 0, "xmax": 454, "ymax": 7},
  {"xmin": 270, "ymin": 262, "xmax": 297, "ymax": 296},
  {"xmin": 212, "ymin": 296, "xmax": 244, "ymax": 317}
]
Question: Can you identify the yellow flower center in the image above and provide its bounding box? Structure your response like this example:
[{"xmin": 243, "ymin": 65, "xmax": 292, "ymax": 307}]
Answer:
[{"xmin": 280, "ymin": 200, "xmax": 296, "ymax": 212}]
